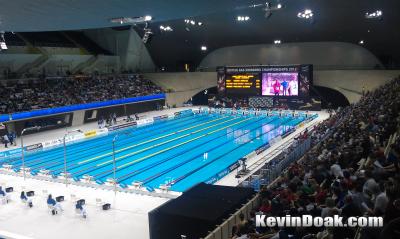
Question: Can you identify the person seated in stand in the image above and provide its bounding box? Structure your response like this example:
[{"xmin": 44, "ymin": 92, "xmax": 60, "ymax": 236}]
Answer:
[
  {"xmin": 20, "ymin": 191, "xmax": 33, "ymax": 207},
  {"xmin": 75, "ymin": 200, "xmax": 87, "ymax": 218},
  {"xmin": 47, "ymin": 194, "xmax": 63, "ymax": 214}
]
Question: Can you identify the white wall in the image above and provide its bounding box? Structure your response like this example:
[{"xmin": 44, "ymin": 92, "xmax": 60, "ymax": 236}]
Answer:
[
  {"xmin": 31, "ymin": 55, "xmax": 92, "ymax": 75},
  {"xmin": 84, "ymin": 28, "xmax": 156, "ymax": 72},
  {"xmin": 146, "ymin": 70, "xmax": 400, "ymax": 106},
  {"xmin": 146, "ymin": 72, "xmax": 215, "ymax": 106},
  {"xmin": 4, "ymin": 46, "xmax": 85, "ymax": 55},
  {"xmin": 314, "ymin": 70, "xmax": 400, "ymax": 103},
  {"xmin": 199, "ymin": 42, "xmax": 382, "ymax": 70},
  {"xmin": 84, "ymin": 55, "xmax": 120, "ymax": 74}
]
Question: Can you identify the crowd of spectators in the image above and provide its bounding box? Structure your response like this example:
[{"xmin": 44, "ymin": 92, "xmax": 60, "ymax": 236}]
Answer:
[
  {"xmin": 232, "ymin": 77, "xmax": 400, "ymax": 239},
  {"xmin": 0, "ymin": 74, "xmax": 163, "ymax": 114}
]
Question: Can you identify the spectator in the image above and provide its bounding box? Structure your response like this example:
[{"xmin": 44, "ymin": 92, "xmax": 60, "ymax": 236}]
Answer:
[
  {"xmin": 242, "ymin": 76, "xmax": 400, "ymax": 239},
  {"xmin": 0, "ymin": 74, "xmax": 163, "ymax": 114}
]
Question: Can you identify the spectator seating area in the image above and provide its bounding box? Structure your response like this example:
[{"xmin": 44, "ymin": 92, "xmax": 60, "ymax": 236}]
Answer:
[
  {"xmin": 228, "ymin": 77, "xmax": 400, "ymax": 239},
  {"xmin": 0, "ymin": 74, "xmax": 163, "ymax": 114}
]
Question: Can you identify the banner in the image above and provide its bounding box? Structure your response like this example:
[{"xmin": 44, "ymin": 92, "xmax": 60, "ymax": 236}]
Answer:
[
  {"xmin": 84, "ymin": 130, "xmax": 97, "ymax": 138},
  {"xmin": 26, "ymin": 143, "xmax": 43, "ymax": 152},
  {"xmin": 136, "ymin": 118, "xmax": 154, "ymax": 126},
  {"xmin": 42, "ymin": 133, "xmax": 85, "ymax": 148},
  {"xmin": 204, "ymin": 161, "xmax": 240, "ymax": 185},
  {"xmin": 108, "ymin": 121, "xmax": 137, "ymax": 131},
  {"xmin": 0, "ymin": 93, "xmax": 166, "ymax": 123}
]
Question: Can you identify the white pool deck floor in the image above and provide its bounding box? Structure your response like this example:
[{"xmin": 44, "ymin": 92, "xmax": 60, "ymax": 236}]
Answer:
[{"xmin": 0, "ymin": 107, "xmax": 329, "ymax": 239}]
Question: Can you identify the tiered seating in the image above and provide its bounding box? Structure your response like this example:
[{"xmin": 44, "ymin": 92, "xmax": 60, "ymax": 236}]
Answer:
[
  {"xmin": 232, "ymin": 76, "xmax": 400, "ymax": 239},
  {"xmin": 0, "ymin": 74, "xmax": 163, "ymax": 114}
]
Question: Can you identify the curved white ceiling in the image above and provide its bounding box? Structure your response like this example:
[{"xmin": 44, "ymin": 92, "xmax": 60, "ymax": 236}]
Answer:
[{"xmin": 199, "ymin": 42, "xmax": 383, "ymax": 69}]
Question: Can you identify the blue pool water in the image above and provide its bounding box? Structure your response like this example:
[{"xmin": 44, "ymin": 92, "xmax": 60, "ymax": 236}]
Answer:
[{"xmin": 0, "ymin": 110, "xmax": 309, "ymax": 192}]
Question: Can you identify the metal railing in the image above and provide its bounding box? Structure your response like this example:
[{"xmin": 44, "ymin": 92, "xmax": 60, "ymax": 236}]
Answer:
[{"xmin": 243, "ymin": 137, "xmax": 312, "ymax": 191}]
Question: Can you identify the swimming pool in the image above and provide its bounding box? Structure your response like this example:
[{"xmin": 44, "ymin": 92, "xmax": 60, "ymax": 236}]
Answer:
[{"xmin": 0, "ymin": 109, "xmax": 312, "ymax": 192}]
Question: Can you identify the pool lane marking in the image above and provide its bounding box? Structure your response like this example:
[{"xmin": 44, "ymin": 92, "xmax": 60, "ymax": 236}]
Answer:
[
  {"xmin": 83, "ymin": 118, "xmax": 253, "ymax": 179},
  {"xmin": 16, "ymin": 113, "xmax": 199, "ymax": 167},
  {"xmin": 166, "ymin": 117, "xmax": 302, "ymax": 189},
  {"xmin": 77, "ymin": 116, "xmax": 230, "ymax": 165},
  {"xmin": 114, "ymin": 118, "xmax": 253, "ymax": 170},
  {"xmin": 142, "ymin": 117, "xmax": 291, "ymax": 185},
  {"xmin": 94, "ymin": 117, "xmax": 240, "ymax": 167},
  {"xmin": 114, "ymin": 116, "xmax": 275, "ymax": 183},
  {"xmin": 35, "ymin": 114, "xmax": 210, "ymax": 173}
]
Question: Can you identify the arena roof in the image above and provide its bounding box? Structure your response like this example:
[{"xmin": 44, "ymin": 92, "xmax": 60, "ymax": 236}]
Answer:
[
  {"xmin": 1, "ymin": 0, "xmax": 399, "ymax": 69},
  {"xmin": 0, "ymin": 0, "xmax": 245, "ymax": 32}
]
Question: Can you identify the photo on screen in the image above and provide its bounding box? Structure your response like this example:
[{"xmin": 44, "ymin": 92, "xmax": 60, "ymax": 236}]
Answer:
[{"xmin": 261, "ymin": 72, "xmax": 299, "ymax": 96}]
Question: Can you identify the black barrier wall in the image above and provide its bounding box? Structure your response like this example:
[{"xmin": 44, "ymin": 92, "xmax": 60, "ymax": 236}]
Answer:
[
  {"xmin": 84, "ymin": 99, "xmax": 165, "ymax": 123},
  {"xmin": 149, "ymin": 183, "xmax": 255, "ymax": 239},
  {"xmin": 7, "ymin": 99, "xmax": 165, "ymax": 135}
]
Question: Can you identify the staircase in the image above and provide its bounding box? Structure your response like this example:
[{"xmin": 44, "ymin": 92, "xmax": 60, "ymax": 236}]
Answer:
[
  {"xmin": 15, "ymin": 33, "xmax": 49, "ymax": 76},
  {"xmin": 72, "ymin": 55, "xmax": 98, "ymax": 73}
]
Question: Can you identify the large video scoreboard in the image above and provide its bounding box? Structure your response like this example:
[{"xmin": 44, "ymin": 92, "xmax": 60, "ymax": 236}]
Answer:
[
  {"xmin": 217, "ymin": 65, "xmax": 313, "ymax": 98},
  {"xmin": 225, "ymin": 73, "xmax": 261, "ymax": 95}
]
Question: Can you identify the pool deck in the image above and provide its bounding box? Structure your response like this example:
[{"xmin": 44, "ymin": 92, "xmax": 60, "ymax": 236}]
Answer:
[{"xmin": 0, "ymin": 107, "xmax": 190, "ymax": 239}]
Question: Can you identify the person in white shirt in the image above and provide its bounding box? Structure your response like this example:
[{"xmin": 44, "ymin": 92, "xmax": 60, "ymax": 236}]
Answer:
[{"xmin": 330, "ymin": 162, "xmax": 344, "ymax": 178}]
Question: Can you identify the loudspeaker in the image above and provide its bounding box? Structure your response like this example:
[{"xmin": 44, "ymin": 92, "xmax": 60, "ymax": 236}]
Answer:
[
  {"xmin": 102, "ymin": 203, "xmax": 111, "ymax": 210},
  {"xmin": 56, "ymin": 196, "xmax": 64, "ymax": 202}
]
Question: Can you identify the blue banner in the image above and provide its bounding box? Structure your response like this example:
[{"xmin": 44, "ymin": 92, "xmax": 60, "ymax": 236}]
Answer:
[{"xmin": 0, "ymin": 94, "xmax": 166, "ymax": 123}]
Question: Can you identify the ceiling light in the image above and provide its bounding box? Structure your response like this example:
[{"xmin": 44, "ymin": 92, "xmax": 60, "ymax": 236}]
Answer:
[
  {"xmin": 160, "ymin": 25, "xmax": 173, "ymax": 32},
  {"xmin": 201, "ymin": 46, "xmax": 207, "ymax": 51},
  {"xmin": 0, "ymin": 32, "xmax": 7, "ymax": 50},
  {"xmin": 0, "ymin": 42, "xmax": 7, "ymax": 50},
  {"xmin": 297, "ymin": 9, "xmax": 313, "ymax": 19},
  {"xmin": 237, "ymin": 16, "xmax": 250, "ymax": 21},
  {"xmin": 185, "ymin": 19, "xmax": 203, "ymax": 27},
  {"xmin": 110, "ymin": 16, "xmax": 153, "ymax": 24},
  {"xmin": 365, "ymin": 10, "xmax": 383, "ymax": 19}
]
